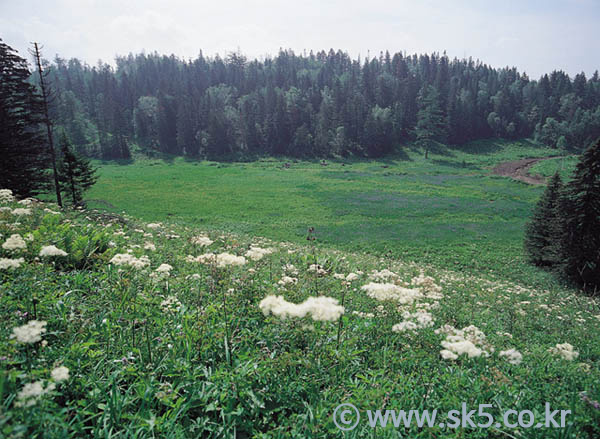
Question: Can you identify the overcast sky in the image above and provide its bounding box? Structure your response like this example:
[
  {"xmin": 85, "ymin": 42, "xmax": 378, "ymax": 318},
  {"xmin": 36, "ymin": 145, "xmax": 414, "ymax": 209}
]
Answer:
[{"xmin": 1, "ymin": 0, "xmax": 598, "ymax": 78}]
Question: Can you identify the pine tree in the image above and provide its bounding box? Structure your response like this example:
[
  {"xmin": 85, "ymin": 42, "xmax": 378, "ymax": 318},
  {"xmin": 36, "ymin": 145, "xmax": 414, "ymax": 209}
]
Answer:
[
  {"xmin": 524, "ymin": 172, "xmax": 565, "ymax": 267},
  {"xmin": 415, "ymin": 85, "xmax": 446, "ymax": 158},
  {"xmin": 561, "ymin": 139, "xmax": 600, "ymax": 292},
  {"xmin": 58, "ymin": 132, "xmax": 98, "ymax": 205},
  {"xmin": 0, "ymin": 39, "xmax": 49, "ymax": 197}
]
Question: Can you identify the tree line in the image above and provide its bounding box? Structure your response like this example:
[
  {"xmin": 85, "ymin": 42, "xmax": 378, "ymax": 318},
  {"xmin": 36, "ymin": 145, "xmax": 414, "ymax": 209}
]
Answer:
[
  {"xmin": 1, "ymin": 39, "xmax": 96, "ymax": 202},
  {"xmin": 46, "ymin": 48, "xmax": 600, "ymax": 160}
]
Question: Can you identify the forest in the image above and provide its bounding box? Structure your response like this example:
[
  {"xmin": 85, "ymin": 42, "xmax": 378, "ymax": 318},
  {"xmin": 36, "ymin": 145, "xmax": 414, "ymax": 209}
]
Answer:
[{"xmin": 47, "ymin": 49, "xmax": 600, "ymax": 160}]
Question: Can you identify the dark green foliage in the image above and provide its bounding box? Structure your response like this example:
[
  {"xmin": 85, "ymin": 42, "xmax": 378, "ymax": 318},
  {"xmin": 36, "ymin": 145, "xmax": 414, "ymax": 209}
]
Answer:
[
  {"xmin": 561, "ymin": 139, "xmax": 600, "ymax": 291},
  {"xmin": 43, "ymin": 50, "xmax": 600, "ymax": 160},
  {"xmin": 58, "ymin": 132, "xmax": 98, "ymax": 205},
  {"xmin": 0, "ymin": 40, "xmax": 49, "ymax": 196},
  {"xmin": 524, "ymin": 172, "xmax": 564, "ymax": 267}
]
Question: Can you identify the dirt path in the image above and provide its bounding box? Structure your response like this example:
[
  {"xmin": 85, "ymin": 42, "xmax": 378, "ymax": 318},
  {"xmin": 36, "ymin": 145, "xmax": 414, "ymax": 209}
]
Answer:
[{"xmin": 491, "ymin": 158, "xmax": 548, "ymax": 185}]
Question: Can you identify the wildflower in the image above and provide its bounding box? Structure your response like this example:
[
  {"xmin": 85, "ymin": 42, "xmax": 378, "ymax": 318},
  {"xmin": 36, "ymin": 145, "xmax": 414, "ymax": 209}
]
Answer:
[
  {"xmin": 361, "ymin": 282, "xmax": 422, "ymax": 304},
  {"xmin": 43, "ymin": 208, "xmax": 60, "ymax": 215},
  {"xmin": 39, "ymin": 245, "xmax": 68, "ymax": 257},
  {"xmin": 245, "ymin": 246, "xmax": 273, "ymax": 261},
  {"xmin": 308, "ymin": 264, "xmax": 328, "ymax": 276},
  {"xmin": 109, "ymin": 253, "xmax": 150, "ymax": 269},
  {"xmin": 393, "ymin": 310, "xmax": 434, "ymax": 333},
  {"xmin": 0, "ymin": 189, "xmax": 15, "ymax": 203},
  {"xmin": 51, "ymin": 366, "xmax": 70, "ymax": 382},
  {"xmin": 11, "ymin": 320, "xmax": 47, "ymax": 344},
  {"xmin": 352, "ymin": 311, "xmax": 374, "ymax": 318},
  {"xmin": 191, "ymin": 236, "xmax": 213, "ymax": 246},
  {"xmin": 11, "ymin": 208, "xmax": 32, "ymax": 216},
  {"xmin": 18, "ymin": 198, "xmax": 34, "ymax": 206},
  {"xmin": 0, "ymin": 257, "xmax": 24, "ymax": 270},
  {"xmin": 24, "ymin": 233, "xmax": 34, "ymax": 242},
  {"xmin": 216, "ymin": 253, "xmax": 246, "ymax": 267},
  {"xmin": 548, "ymin": 343, "xmax": 579, "ymax": 361},
  {"xmin": 155, "ymin": 263, "xmax": 173, "ymax": 274},
  {"xmin": 161, "ymin": 295, "xmax": 182, "ymax": 312},
  {"xmin": 369, "ymin": 269, "xmax": 397, "ymax": 281},
  {"xmin": 438, "ymin": 325, "xmax": 493, "ymax": 360},
  {"xmin": 15, "ymin": 380, "xmax": 56, "ymax": 407},
  {"xmin": 278, "ymin": 276, "xmax": 297, "ymax": 286},
  {"xmin": 259, "ymin": 295, "xmax": 344, "ymax": 321},
  {"xmin": 147, "ymin": 223, "xmax": 162, "ymax": 229},
  {"xmin": 2, "ymin": 234, "xmax": 26, "ymax": 251},
  {"xmin": 499, "ymin": 349, "xmax": 523, "ymax": 365}
]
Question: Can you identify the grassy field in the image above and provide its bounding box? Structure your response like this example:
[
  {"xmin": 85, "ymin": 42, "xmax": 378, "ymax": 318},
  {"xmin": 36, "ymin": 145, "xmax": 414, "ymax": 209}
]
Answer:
[
  {"xmin": 87, "ymin": 139, "xmax": 566, "ymax": 286},
  {"xmin": 1, "ymin": 194, "xmax": 599, "ymax": 438}
]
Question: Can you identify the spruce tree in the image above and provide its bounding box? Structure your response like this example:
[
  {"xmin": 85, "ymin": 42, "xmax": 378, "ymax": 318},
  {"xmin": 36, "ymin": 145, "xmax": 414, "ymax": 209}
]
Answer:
[
  {"xmin": 561, "ymin": 139, "xmax": 600, "ymax": 292},
  {"xmin": 524, "ymin": 172, "xmax": 565, "ymax": 267},
  {"xmin": 0, "ymin": 40, "xmax": 49, "ymax": 196},
  {"xmin": 58, "ymin": 133, "xmax": 98, "ymax": 205}
]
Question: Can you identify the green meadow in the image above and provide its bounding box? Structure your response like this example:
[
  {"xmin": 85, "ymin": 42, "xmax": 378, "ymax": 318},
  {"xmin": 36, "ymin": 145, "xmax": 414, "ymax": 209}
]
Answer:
[{"xmin": 88, "ymin": 139, "xmax": 566, "ymax": 284}]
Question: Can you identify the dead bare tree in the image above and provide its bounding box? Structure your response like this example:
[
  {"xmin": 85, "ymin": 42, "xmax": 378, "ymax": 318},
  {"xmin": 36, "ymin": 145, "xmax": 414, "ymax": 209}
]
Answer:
[{"xmin": 30, "ymin": 42, "xmax": 62, "ymax": 207}]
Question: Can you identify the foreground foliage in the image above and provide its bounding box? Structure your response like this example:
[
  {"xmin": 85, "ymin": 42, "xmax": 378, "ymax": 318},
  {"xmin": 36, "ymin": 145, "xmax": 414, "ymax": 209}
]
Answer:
[{"xmin": 1, "ymin": 192, "xmax": 599, "ymax": 438}]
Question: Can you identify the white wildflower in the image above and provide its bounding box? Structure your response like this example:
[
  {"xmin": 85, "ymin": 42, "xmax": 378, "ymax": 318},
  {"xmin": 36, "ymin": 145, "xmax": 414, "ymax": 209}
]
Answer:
[
  {"xmin": 278, "ymin": 276, "xmax": 298, "ymax": 286},
  {"xmin": 147, "ymin": 223, "xmax": 162, "ymax": 229},
  {"xmin": 361, "ymin": 282, "xmax": 422, "ymax": 304},
  {"xmin": 12, "ymin": 208, "xmax": 32, "ymax": 216},
  {"xmin": 548, "ymin": 343, "xmax": 579, "ymax": 361},
  {"xmin": 39, "ymin": 245, "xmax": 68, "ymax": 257},
  {"xmin": 15, "ymin": 380, "xmax": 56, "ymax": 407},
  {"xmin": 191, "ymin": 236, "xmax": 213, "ymax": 246},
  {"xmin": 0, "ymin": 189, "xmax": 15, "ymax": 203},
  {"xmin": 110, "ymin": 253, "xmax": 150, "ymax": 269},
  {"xmin": 144, "ymin": 242, "xmax": 156, "ymax": 251},
  {"xmin": 2, "ymin": 234, "xmax": 26, "ymax": 251},
  {"xmin": 499, "ymin": 349, "xmax": 523, "ymax": 365},
  {"xmin": 155, "ymin": 263, "xmax": 173, "ymax": 274},
  {"xmin": 11, "ymin": 320, "xmax": 47, "ymax": 344},
  {"xmin": 161, "ymin": 295, "xmax": 182, "ymax": 312},
  {"xmin": 245, "ymin": 246, "xmax": 273, "ymax": 261},
  {"xmin": 369, "ymin": 269, "xmax": 397, "ymax": 281},
  {"xmin": 259, "ymin": 295, "xmax": 344, "ymax": 321},
  {"xmin": 0, "ymin": 257, "xmax": 24, "ymax": 270},
  {"xmin": 51, "ymin": 366, "xmax": 70, "ymax": 382}
]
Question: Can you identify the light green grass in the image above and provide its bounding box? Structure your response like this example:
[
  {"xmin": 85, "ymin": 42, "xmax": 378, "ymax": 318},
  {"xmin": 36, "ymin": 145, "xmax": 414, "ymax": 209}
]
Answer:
[
  {"xmin": 529, "ymin": 155, "xmax": 579, "ymax": 181},
  {"xmin": 87, "ymin": 139, "xmax": 567, "ymax": 286}
]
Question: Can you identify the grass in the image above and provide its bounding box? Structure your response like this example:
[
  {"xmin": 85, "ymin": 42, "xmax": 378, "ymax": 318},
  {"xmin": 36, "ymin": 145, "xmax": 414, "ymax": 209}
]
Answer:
[
  {"xmin": 529, "ymin": 155, "xmax": 580, "ymax": 181},
  {"xmin": 86, "ymin": 138, "xmax": 565, "ymax": 286},
  {"xmin": 1, "ymin": 197, "xmax": 599, "ymax": 438}
]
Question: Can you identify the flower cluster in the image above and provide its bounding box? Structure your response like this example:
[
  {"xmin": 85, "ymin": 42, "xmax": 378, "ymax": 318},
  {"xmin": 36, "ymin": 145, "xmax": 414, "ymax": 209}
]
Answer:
[
  {"xmin": 110, "ymin": 253, "xmax": 150, "ymax": 269},
  {"xmin": 191, "ymin": 235, "xmax": 213, "ymax": 246},
  {"xmin": 39, "ymin": 245, "xmax": 68, "ymax": 257},
  {"xmin": 245, "ymin": 246, "xmax": 273, "ymax": 261},
  {"xmin": 11, "ymin": 320, "xmax": 48, "ymax": 344},
  {"xmin": 259, "ymin": 295, "xmax": 345, "ymax": 321},
  {"xmin": 0, "ymin": 257, "xmax": 24, "ymax": 270},
  {"xmin": 2, "ymin": 234, "xmax": 27, "ymax": 251},
  {"xmin": 392, "ymin": 310, "xmax": 434, "ymax": 333},
  {"xmin": 0, "ymin": 189, "xmax": 15, "ymax": 203},
  {"xmin": 548, "ymin": 343, "xmax": 579, "ymax": 361},
  {"xmin": 438, "ymin": 325, "xmax": 493, "ymax": 360},
  {"xmin": 361, "ymin": 282, "xmax": 422, "ymax": 304}
]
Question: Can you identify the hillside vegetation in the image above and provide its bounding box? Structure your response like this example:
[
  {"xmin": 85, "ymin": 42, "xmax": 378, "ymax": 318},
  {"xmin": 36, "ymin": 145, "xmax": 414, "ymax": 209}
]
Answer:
[{"xmin": 1, "ymin": 189, "xmax": 599, "ymax": 438}]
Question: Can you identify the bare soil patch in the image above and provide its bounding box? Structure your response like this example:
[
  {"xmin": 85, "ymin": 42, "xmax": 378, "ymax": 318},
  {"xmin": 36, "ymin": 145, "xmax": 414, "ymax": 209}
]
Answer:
[{"xmin": 492, "ymin": 158, "xmax": 548, "ymax": 185}]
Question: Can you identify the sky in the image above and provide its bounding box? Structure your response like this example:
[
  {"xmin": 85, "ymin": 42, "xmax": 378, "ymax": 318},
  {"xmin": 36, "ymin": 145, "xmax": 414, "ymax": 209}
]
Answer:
[{"xmin": 1, "ymin": 0, "xmax": 598, "ymax": 78}]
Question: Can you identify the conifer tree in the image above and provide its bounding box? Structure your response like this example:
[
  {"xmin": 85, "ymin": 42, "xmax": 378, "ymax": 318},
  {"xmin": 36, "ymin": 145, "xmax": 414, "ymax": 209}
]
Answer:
[
  {"xmin": 58, "ymin": 133, "xmax": 98, "ymax": 205},
  {"xmin": 524, "ymin": 172, "xmax": 565, "ymax": 267},
  {"xmin": 561, "ymin": 139, "xmax": 600, "ymax": 292},
  {"xmin": 0, "ymin": 40, "xmax": 49, "ymax": 196}
]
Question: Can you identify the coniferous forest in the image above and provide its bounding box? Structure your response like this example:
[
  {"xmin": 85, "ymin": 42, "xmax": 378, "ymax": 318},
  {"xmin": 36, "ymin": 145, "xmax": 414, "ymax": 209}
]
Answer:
[{"xmin": 47, "ymin": 49, "xmax": 600, "ymax": 160}]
